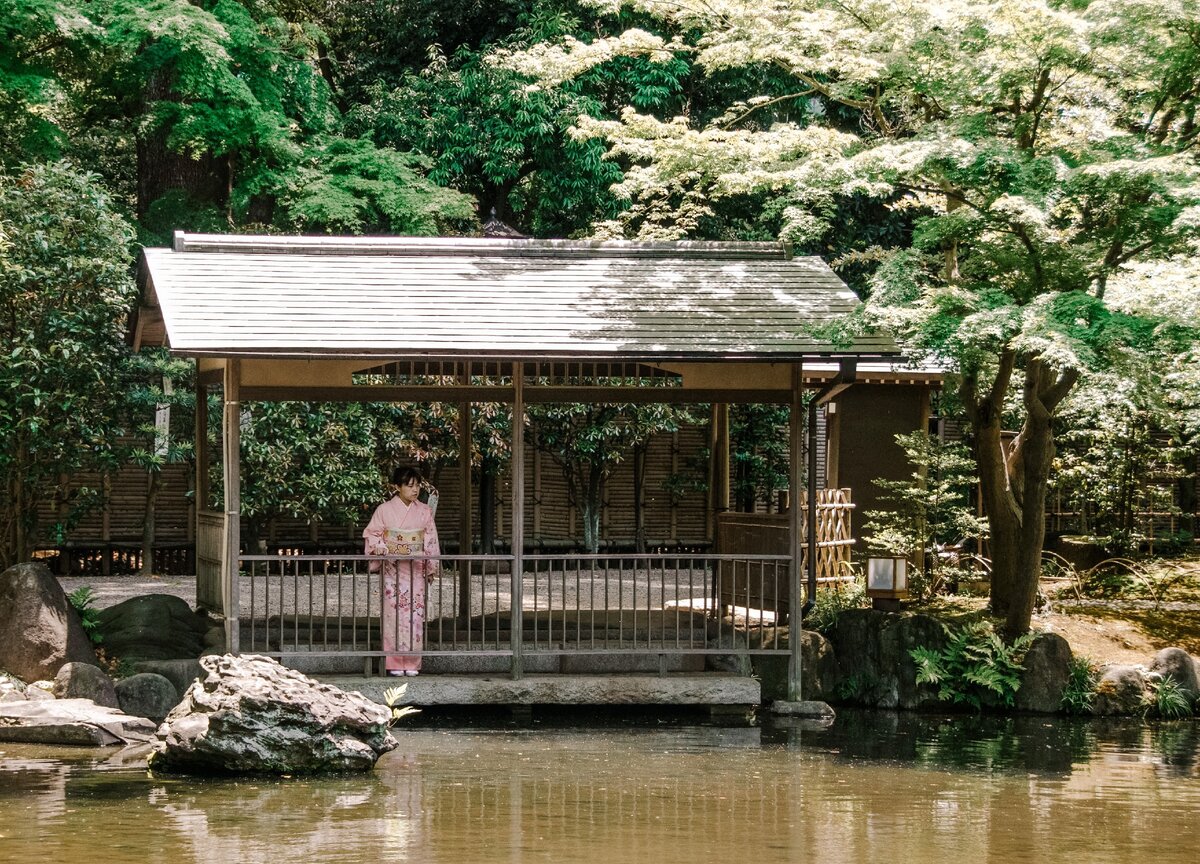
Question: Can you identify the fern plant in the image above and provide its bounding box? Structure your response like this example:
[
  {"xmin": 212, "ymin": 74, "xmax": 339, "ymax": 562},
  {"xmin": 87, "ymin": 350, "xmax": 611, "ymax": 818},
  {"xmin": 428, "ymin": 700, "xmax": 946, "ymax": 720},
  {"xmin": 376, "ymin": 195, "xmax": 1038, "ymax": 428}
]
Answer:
[
  {"xmin": 66, "ymin": 586, "xmax": 103, "ymax": 646},
  {"xmin": 383, "ymin": 684, "xmax": 421, "ymax": 726},
  {"xmin": 910, "ymin": 621, "xmax": 1035, "ymax": 710}
]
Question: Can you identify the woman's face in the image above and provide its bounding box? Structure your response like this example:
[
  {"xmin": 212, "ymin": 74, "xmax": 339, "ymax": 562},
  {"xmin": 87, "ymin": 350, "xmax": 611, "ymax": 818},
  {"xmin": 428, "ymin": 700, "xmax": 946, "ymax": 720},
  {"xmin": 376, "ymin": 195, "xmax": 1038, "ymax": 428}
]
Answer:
[{"xmin": 396, "ymin": 478, "xmax": 421, "ymax": 504}]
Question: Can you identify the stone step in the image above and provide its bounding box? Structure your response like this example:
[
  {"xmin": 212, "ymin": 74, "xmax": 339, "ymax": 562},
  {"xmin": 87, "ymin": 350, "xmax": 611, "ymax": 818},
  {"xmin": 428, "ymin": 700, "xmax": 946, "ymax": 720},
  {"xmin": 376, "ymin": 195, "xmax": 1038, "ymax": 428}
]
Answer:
[{"xmin": 320, "ymin": 672, "xmax": 760, "ymax": 707}]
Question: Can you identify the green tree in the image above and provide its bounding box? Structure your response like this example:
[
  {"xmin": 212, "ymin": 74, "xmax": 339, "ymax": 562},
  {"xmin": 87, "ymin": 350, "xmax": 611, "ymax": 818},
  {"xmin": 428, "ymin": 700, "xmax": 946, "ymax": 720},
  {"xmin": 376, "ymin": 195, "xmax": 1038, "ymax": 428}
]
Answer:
[
  {"xmin": 863, "ymin": 431, "xmax": 988, "ymax": 600},
  {"xmin": 499, "ymin": 0, "xmax": 1200, "ymax": 633},
  {"xmin": 237, "ymin": 402, "xmax": 382, "ymax": 547},
  {"xmin": 730, "ymin": 404, "xmax": 789, "ymax": 512},
  {"xmin": 529, "ymin": 401, "xmax": 692, "ymax": 552},
  {"xmin": 0, "ymin": 162, "xmax": 137, "ymax": 568},
  {"xmin": 272, "ymin": 136, "xmax": 476, "ymax": 234},
  {"xmin": 121, "ymin": 348, "xmax": 196, "ymax": 574}
]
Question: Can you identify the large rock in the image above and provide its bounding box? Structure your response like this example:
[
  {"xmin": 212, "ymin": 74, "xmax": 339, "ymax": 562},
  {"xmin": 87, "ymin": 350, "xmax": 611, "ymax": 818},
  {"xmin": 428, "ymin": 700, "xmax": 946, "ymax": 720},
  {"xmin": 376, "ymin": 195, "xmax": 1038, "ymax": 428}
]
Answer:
[
  {"xmin": 115, "ymin": 673, "xmax": 179, "ymax": 722},
  {"xmin": 53, "ymin": 662, "xmax": 119, "ymax": 708},
  {"xmin": 752, "ymin": 629, "xmax": 841, "ymax": 702},
  {"xmin": 148, "ymin": 654, "xmax": 397, "ymax": 775},
  {"xmin": 1015, "ymin": 632, "xmax": 1073, "ymax": 714},
  {"xmin": 825, "ymin": 609, "xmax": 947, "ymax": 710},
  {"xmin": 96, "ymin": 594, "xmax": 208, "ymax": 662},
  {"xmin": 0, "ymin": 562, "xmax": 98, "ymax": 682},
  {"xmin": 1092, "ymin": 665, "xmax": 1148, "ymax": 715},
  {"xmin": 0, "ymin": 698, "xmax": 157, "ymax": 745},
  {"xmin": 132, "ymin": 658, "xmax": 204, "ymax": 701},
  {"xmin": 1148, "ymin": 648, "xmax": 1200, "ymax": 701}
]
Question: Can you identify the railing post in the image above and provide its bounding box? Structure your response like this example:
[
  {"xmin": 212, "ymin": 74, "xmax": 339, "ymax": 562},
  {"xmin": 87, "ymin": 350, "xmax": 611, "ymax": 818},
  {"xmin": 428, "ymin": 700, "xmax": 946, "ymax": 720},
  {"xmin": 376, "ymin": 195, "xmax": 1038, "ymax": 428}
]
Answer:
[
  {"xmin": 458, "ymin": 364, "xmax": 473, "ymax": 619},
  {"xmin": 510, "ymin": 362, "xmax": 525, "ymax": 680}
]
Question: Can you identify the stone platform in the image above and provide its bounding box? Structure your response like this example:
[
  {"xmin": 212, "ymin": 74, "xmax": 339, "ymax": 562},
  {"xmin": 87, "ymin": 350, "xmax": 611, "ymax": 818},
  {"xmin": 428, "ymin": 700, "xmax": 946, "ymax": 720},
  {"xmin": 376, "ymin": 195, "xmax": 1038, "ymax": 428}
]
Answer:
[{"xmin": 322, "ymin": 673, "xmax": 760, "ymax": 707}]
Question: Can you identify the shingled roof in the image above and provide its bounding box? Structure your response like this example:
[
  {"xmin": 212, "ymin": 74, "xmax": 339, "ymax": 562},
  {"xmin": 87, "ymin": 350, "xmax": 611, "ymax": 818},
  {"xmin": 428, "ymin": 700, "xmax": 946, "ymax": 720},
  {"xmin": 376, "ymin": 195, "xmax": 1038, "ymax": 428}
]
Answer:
[{"xmin": 135, "ymin": 233, "xmax": 898, "ymax": 361}]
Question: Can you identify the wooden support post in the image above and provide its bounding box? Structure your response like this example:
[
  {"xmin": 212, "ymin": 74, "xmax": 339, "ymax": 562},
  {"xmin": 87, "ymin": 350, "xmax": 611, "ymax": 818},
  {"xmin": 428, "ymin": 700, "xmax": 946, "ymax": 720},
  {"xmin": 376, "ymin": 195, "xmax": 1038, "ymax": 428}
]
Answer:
[
  {"xmin": 458, "ymin": 371, "xmax": 473, "ymax": 619},
  {"xmin": 195, "ymin": 377, "xmax": 209, "ymax": 511},
  {"xmin": 708, "ymin": 403, "xmax": 731, "ymax": 544},
  {"xmin": 222, "ymin": 360, "xmax": 241, "ymax": 654},
  {"xmin": 825, "ymin": 402, "xmax": 840, "ymax": 489},
  {"xmin": 788, "ymin": 362, "xmax": 804, "ymax": 703},
  {"xmin": 917, "ymin": 386, "xmax": 931, "ymax": 573},
  {"xmin": 510, "ymin": 362, "xmax": 525, "ymax": 680}
]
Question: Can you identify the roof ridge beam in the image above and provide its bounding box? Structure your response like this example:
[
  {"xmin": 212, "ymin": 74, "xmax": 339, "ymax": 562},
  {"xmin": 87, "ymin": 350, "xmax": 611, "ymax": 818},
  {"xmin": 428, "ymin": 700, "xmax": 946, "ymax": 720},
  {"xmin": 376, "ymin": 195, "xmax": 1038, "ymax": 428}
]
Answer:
[{"xmin": 170, "ymin": 232, "xmax": 789, "ymax": 260}]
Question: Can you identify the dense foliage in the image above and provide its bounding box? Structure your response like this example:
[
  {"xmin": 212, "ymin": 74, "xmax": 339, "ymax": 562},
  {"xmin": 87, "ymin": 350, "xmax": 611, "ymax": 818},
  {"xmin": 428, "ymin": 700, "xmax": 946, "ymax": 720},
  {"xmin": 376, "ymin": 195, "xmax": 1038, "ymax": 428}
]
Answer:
[
  {"xmin": 2, "ymin": 0, "xmax": 1197, "ymax": 595},
  {"xmin": 499, "ymin": 0, "xmax": 1200, "ymax": 633},
  {"xmin": 0, "ymin": 162, "xmax": 137, "ymax": 568}
]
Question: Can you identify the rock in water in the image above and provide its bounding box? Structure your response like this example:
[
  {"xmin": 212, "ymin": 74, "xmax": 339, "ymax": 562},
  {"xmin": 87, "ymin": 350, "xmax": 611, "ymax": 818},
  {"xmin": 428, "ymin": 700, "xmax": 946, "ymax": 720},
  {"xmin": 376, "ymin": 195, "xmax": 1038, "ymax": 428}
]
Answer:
[
  {"xmin": 0, "ymin": 698, "xmax": 157, "ymax": 746},
  {"xmin": 1015, "ymin": 632, "xmax": 1073, "ymax": 714},
  {"xmin": 115, "ymin": 673, "xmax": 180, "ymax": 722},
  {"xmin": 148, "ymin": 654, "xmax": 397, "ymax": 775}
]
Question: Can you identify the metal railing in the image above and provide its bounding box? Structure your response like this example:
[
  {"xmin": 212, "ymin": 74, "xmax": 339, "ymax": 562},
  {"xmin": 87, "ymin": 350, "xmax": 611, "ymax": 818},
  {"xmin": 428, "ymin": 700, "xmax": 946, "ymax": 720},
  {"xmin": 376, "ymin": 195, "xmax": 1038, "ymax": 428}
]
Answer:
[{"xmin": 237, "ymin": 552, "xmax": 856, "ymax": 669}]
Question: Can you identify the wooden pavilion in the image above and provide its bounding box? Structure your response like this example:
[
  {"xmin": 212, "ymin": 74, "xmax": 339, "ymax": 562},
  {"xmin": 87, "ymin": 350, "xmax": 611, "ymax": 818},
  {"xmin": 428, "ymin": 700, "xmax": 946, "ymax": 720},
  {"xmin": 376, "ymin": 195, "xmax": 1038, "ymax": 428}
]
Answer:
[{"xmin": 134, "ymin": 232, "xmax": 899, "ymax": 702}]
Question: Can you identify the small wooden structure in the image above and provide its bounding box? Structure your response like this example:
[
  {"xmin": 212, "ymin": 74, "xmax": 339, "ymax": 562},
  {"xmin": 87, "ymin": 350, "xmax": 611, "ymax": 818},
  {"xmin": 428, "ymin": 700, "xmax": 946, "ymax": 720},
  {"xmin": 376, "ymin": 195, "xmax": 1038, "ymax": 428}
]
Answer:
[{"xmin": 135, "ymin": 232, "xmax": 898, "ymax": 699}]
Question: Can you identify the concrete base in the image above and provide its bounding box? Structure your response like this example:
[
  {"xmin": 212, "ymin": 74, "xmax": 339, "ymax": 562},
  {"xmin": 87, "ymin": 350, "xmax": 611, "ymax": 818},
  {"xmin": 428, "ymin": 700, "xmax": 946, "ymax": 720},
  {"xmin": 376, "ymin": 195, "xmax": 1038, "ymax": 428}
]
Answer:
[
  {"xmin": 323, "ymin": 673, "xmax": 760, "ymax": 707},
  {"xmin": 769, "ymin": 700, "xmax": 835, "ymax": 718},
  {"xmin": 283, "ymin": 651, "xmax": 706, "ymax": 677}
]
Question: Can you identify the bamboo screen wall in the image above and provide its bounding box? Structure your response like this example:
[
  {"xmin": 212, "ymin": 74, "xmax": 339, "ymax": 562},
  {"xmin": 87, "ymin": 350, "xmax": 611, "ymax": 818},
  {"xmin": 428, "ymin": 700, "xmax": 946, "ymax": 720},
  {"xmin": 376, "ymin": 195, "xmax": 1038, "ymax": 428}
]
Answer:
[{"xmin": 35, "ymin": 418, "xmax": 833, "ymax": 552}]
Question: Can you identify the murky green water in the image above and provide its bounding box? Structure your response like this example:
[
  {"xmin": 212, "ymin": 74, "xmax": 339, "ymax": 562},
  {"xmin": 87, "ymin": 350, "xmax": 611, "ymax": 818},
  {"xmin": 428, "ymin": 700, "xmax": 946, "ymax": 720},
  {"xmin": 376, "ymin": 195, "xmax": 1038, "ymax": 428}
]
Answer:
[{"xmin": 1, "ymin": 711, "xmax": 1197, "ymax": 864}]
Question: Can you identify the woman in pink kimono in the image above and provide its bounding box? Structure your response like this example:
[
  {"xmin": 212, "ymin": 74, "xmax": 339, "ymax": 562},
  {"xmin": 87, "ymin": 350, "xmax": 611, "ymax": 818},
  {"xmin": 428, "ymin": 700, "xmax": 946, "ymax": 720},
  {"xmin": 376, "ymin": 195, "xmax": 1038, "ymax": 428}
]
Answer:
[{"xmin": 363, "ymin": 467, "xmax": 440, "ymax": 676}]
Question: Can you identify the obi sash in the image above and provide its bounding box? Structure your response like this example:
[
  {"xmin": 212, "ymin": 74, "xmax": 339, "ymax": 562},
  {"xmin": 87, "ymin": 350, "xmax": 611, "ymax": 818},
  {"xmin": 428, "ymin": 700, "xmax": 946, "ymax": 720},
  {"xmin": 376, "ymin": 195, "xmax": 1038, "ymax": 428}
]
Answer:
[{"xmin": 384, "ymin": 528, "xmax": 425, "ymax": 556}]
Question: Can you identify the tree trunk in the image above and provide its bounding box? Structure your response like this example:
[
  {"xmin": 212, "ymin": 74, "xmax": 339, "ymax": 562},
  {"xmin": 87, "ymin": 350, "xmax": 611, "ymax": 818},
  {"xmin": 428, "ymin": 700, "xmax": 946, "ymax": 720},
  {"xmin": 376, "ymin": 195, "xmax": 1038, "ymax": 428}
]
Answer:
[
  {"xmin": 136, "ymin": 72, "xmax": 231, "ymax": 222},
  {"xmin": 633, "ymin": 446, "xmax": 647, "ymax": 553},
  {"xmin": 579, "ymin": 464, "xmax": 604, "ymax": 554},
  {"xmin": 141, "ymin": 470, "xmax": 161, "ymax": 575},
  {"xmin": 478, "ymin": 463, "xmax": 496, "ymax": 554},
  {"xmin": 969, "ymin": 356, "xmax": 1077, "ymax": 637}
]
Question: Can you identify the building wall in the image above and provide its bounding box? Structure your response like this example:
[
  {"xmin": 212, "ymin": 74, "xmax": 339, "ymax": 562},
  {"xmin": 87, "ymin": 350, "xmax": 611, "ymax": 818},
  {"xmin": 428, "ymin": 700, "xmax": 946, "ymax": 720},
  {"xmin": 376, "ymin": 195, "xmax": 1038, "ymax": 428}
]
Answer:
[{"xmin": 832, "ymin": 384, "xmax": 932, "ymax": 550}]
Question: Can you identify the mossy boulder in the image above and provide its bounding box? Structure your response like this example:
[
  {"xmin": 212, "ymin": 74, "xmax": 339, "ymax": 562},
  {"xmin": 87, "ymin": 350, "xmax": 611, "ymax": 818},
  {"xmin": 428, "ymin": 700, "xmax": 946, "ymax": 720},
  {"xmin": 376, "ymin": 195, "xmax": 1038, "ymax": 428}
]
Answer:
[
  {"xmin": 825, "ymin": 609, "xmax": 948, "ymax": 709},
  {"xmin": 96, "ymin": 594, "xmax": 209, "ymax": 662}
]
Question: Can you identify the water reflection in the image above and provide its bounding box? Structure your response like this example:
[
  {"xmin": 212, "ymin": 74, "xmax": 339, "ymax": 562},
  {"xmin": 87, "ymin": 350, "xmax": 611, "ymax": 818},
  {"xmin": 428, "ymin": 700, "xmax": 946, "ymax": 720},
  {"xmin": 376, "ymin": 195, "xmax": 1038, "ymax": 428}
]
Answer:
[{"xmin": 0, "ymin": 713, "xmax": 1197, "ymax": 864}]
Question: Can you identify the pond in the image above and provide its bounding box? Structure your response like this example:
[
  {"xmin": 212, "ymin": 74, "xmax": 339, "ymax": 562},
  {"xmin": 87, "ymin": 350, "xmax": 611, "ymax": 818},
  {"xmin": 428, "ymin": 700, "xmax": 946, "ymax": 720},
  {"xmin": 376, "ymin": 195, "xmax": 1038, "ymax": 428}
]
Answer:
[{"xmin": 1, "ymin": 711, "xmax": 1197, "ymax": 864}]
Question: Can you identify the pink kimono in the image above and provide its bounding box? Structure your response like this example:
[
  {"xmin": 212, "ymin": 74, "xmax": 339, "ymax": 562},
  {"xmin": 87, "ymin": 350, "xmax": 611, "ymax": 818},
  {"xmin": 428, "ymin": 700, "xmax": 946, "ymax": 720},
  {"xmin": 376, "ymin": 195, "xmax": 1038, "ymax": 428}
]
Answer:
[{"xmin": 363, "ymin": 496, "xmax": 440, "ymax": 672}]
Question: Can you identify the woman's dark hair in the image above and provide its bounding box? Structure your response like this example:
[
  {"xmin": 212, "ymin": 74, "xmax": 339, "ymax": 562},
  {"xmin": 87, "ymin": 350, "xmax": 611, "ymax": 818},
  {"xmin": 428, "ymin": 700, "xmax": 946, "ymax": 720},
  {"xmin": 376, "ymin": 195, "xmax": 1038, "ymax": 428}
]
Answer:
[{"xmin": 390, "ymin": 466, "xmax": 423, "ymax": 487}]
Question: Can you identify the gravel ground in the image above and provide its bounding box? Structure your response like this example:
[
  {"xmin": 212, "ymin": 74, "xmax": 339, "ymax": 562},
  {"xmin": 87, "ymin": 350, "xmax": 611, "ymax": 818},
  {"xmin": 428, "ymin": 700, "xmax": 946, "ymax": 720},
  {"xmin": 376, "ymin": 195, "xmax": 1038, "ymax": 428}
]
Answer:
[
  {"xmin": 59, "ymin": 562, "xmax": 732, "ymax": 613},
  {"xmin": 59, "ymin": 574, "xmax": 197, "ymax": 609}
]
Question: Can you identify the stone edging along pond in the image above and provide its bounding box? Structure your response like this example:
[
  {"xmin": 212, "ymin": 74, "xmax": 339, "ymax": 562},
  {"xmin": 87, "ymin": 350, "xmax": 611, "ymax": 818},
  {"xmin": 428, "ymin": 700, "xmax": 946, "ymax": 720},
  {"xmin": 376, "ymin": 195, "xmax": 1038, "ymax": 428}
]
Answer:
[{"xmin": 751, "ymin": 609, "xmax": 1200, "ymax": 718}]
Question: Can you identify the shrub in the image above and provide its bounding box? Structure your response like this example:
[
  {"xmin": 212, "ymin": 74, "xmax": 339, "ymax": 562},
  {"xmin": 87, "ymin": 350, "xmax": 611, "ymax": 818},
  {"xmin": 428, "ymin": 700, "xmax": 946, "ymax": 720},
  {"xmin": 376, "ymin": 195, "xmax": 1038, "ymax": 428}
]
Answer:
[
  {"xmin": 1060, "ymin": 656, "xmax": 1098, "ymax": 715},
  {"xmin": 1143, "ymin": 676, "xmax": 1194, "ymax": 720},
  {"xmin": 805, "ymin": 576, "xmax": 867, "ymax": 633}
]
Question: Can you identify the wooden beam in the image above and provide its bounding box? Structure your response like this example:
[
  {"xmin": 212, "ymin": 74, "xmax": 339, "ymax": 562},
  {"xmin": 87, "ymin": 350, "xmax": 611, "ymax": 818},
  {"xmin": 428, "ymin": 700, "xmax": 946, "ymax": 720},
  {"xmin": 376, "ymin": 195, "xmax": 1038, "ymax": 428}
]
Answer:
[
  {"xmin": 222, "ymin": 359, "xmax": 241, "ymax": 653},
  {"xmin": 237, "ymin": 385, "xmax": 794, "ymax": 404}
]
